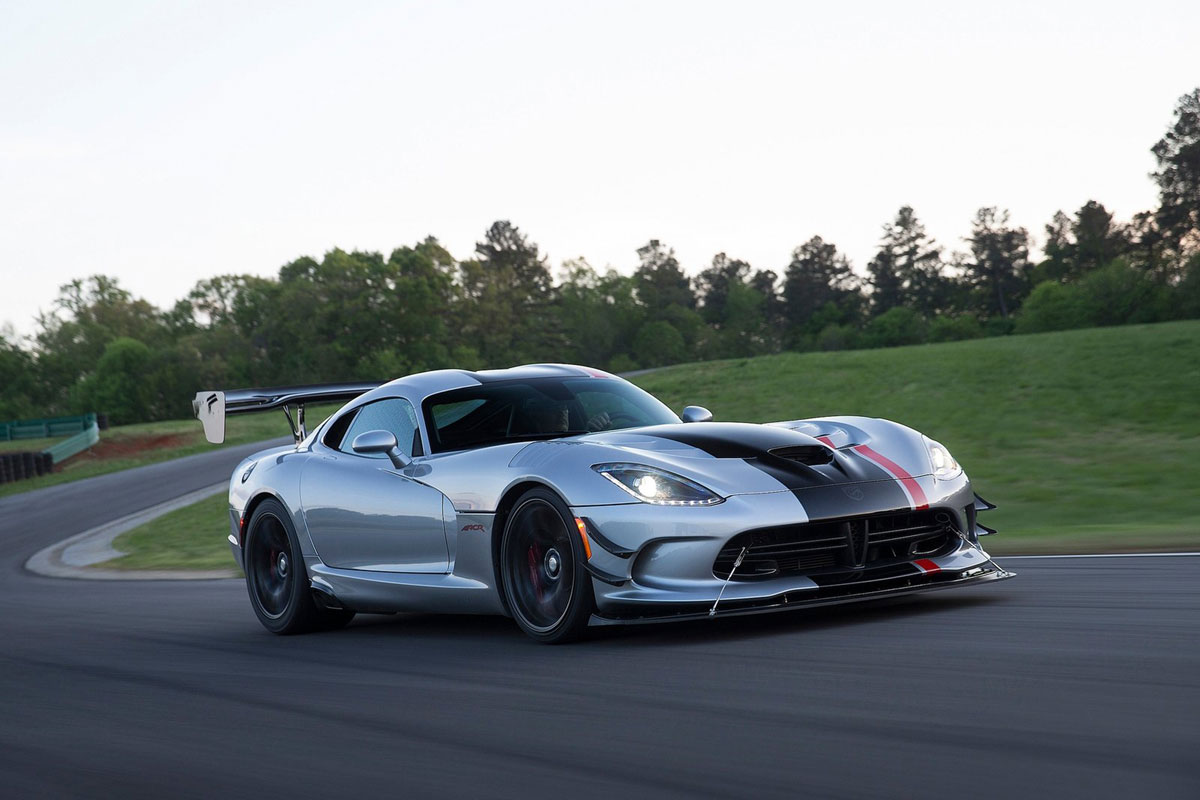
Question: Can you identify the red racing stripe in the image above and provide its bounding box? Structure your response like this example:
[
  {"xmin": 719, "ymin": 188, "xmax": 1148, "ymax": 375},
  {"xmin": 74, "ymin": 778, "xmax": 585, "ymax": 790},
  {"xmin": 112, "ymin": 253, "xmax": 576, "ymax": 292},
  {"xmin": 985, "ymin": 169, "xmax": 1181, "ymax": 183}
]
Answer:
[
  {"xmin": 816, "ymin": 435, "xmax": 836, "ymax": 449},
  {"xmin": 913, "ymin": 558, "xmax": 941, "ymax": 573},
  {"xmin": 852, "ymin": 444, "xmax": 930, "ymax": 509}
]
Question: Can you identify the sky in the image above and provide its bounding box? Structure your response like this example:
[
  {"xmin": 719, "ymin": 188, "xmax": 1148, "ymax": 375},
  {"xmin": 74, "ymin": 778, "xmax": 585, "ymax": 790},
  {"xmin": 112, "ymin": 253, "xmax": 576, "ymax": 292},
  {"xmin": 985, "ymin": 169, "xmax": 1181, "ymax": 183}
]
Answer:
[{"xmin": 2, "ymin": 0, "xmax": 1197, "ymax": 336}]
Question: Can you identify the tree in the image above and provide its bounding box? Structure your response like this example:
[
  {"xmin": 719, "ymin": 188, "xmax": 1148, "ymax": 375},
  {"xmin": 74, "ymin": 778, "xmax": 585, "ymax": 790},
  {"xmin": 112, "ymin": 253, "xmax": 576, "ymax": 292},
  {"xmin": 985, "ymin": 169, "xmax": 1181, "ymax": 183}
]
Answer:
[
  {"xmin": 694, "ymin": 253, "xmax": 752, "ymax": 325},
  {"xmin": 1038, "ymin": 210, "xmax": 1074, "ymax": 284},
  {"xmin": 267, "ymin": 248, "xmax": 398, "ymax": 381},
  {"xmin": 1126, "ymin": 211, "xmax": 1173, "ymax": 279},
  {"xmin": 693, "ymin": 254, "xmax": 775, "ymax": 358},
  {"xmin": 782, "ymin": 236, "xmax": 859, "ymax": 344},
  {"xmin": 0, "ymin": 328, "xmax": 36, "ymax": 420},
  {"xmin": 1078, "ymin": 259, "xmax": 1171, "ymax": 326},
  {"xmin": 556, "ymin": 260, "xmax": 644, "ymax": 368},
  {"xmin": 749, "ymin": 269, "xmax": 785, "ymax": 352},
  {"xmin": 963, "ymin": 208, "xmax": 1032, "ymax": 319},
  {"xmin": 634, "ymin": 240, "xmax": 695, "ymax": 313},
  {"xmin": 631, "ymin": 320, "xmax": 687, "ymax": 367},
  {"xmin": 33, "ymin": 275, "xmax": 169, "ymax": 413},
  {"xmin": 76, "ymin": 337, "xmax": 155, "ymax": 424},
  {"xmin": 1151, "ymin": 88, "xmax": 1200, "ymax": 250},
  {"xmin": 1014, "ymin": 281, "xmax": 1094, "ymax": 333},
  {"xmin": 693, "ymin": 254, "xmax": 768, "ymax": 358},
  {"xmin": 1036, "ymin": 202, "xmax": 1128, "ymax": 283},
  {"xmin": 458, "ymin": 221, "xmax": 559, "ymax": 366},
  {"xmin": 1072, "ymin": 200, "xmax": 1127, "ymax": 274},
  {"xmin": 861, "ymin": 307, "xmax": 928, "ymax": 348},
  {"xmin": 866, "ymin": 207, "xmax": 947, "ymax": 316},
  {"xmin": 382, "ymin": 237, "xmax": 459, "ymax": 372}
]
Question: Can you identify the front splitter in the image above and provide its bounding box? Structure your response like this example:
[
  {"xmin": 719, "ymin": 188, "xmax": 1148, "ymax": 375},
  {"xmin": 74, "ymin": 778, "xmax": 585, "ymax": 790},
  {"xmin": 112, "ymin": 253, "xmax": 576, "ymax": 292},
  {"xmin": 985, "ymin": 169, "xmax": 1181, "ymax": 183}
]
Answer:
[{"xmin": 587, "ymin": 565, "xmax": 1015, "ymax": 626}]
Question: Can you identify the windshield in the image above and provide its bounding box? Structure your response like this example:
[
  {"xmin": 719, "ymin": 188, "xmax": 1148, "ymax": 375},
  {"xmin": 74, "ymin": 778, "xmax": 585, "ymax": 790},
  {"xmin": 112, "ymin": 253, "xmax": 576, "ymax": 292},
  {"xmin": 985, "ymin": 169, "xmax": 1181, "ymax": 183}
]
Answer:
[{"xmin": 423, "ymin": 377, "xmax": 680, "ymax": 453}]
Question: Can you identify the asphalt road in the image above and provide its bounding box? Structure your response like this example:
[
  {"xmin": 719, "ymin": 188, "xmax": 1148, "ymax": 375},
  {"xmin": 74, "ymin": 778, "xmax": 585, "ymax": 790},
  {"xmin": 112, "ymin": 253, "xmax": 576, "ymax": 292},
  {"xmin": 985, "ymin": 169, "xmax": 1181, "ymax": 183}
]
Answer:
[{"xmin": 1, "ymin": 444, "xmax": 1197, "ymax": 799}]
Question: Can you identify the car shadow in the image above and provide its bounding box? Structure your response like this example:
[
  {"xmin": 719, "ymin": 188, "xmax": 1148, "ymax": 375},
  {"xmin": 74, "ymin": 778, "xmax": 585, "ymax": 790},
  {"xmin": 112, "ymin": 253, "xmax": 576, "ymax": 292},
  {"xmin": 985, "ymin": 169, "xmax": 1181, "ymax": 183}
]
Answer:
[
  {"xmin": 332, "ymin": 590, "xmax": 1009, "ymax": 647},
  {"xmin": 592, "ymin": 592, "xmax": 1007, "ymax": 646}
]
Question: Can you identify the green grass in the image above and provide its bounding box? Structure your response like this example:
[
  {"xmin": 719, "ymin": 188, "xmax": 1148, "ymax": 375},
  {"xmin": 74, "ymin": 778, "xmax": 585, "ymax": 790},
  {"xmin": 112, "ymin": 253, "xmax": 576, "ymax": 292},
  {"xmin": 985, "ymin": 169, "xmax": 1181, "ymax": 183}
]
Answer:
[
  {"xmin": 103, "ymin": 492, "xmax": 239, "ymax": 572},
  {"xmin": 100, "ymin": 322, "xmax": 1200, "ymax": 570},
  {"xmin": 0, "ymin": 435, "xmax": 64, "ymax": 453},
  {"xmin": 634, "ymin": 321, "xmax": 1200, "ymax": 553},
  {"xmin": 0, "ymin": 404, "xmax": 339, "ymax": 499}
]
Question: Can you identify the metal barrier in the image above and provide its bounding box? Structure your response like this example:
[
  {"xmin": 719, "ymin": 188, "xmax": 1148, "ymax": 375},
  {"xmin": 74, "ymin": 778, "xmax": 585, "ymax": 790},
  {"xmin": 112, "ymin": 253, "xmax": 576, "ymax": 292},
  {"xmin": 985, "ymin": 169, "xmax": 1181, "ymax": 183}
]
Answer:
[
  {"xmin": 44, "ymin": 422, "xmax": 101, "ymax": 465},
  {"xmin": 0, "ymin": 416, "xmax": 102, "ymax": 485},
  {"xmin": 0, "ymin": 413, "xmax": 98, "ymax": 442}
]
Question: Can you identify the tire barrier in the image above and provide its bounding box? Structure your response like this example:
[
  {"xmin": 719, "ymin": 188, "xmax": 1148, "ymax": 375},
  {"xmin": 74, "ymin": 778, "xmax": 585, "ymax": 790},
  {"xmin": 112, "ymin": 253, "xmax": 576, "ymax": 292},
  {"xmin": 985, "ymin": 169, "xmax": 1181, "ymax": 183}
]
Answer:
[
  {"xmin": 0, "ymin": 452, "xmax": 56, "ymax": 485},
  {"xmin": 0, "ymin": 414, "xmax": 101, "ymax": 486}
]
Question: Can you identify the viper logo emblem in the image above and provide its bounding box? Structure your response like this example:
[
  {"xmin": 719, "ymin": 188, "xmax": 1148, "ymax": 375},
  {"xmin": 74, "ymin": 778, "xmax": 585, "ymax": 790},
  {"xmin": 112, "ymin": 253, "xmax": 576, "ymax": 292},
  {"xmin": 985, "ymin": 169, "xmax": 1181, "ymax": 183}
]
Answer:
[{"xmin": 842, "ymin": 486, "xmax": 864, "ymax": 501}]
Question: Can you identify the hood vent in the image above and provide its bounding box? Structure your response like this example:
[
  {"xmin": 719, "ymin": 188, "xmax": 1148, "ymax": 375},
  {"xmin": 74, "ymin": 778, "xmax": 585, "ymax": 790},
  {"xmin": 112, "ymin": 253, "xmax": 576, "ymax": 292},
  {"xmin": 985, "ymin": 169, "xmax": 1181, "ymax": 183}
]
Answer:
[{"xmin": 768, "ymin": 445, "xmax": 834, "ymax": 466}]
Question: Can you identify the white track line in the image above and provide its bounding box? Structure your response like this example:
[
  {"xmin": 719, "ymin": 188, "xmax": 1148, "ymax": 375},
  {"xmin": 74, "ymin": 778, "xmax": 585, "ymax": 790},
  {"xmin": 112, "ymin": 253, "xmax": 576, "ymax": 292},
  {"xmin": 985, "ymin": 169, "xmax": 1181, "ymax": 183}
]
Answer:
[{"xmin": 25, "ymin": 481, "xmax": 235, "ymax": 580}]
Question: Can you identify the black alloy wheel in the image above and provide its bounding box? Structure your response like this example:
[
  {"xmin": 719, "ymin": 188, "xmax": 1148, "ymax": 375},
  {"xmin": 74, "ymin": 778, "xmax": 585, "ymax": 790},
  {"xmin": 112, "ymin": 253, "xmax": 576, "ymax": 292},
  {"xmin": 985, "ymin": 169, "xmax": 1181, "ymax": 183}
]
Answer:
[
  {"xmin": 244, "ymin": 498, "xmax": 354, "ymax": 634},
  {"xmin": 500, "ymin": 488, "xmax": 594, "ymax": 643}
]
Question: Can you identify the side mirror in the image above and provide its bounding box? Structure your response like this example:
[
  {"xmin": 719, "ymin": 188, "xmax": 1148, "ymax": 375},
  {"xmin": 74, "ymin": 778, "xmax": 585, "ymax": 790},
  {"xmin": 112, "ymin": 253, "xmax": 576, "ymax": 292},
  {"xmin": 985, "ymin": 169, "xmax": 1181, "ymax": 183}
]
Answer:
[
  {"xmin": 681, "ymin": 405, "xmax": 713, "ymax": 423},
  {"xmin": 351, "ymin": 429, "xmax": 412, "ymax": 469}
]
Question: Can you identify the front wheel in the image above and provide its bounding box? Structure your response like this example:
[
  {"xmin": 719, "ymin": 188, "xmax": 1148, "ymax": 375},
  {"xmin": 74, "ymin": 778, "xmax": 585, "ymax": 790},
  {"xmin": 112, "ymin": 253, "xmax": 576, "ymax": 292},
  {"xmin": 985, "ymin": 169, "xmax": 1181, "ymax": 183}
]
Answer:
[
  {"xmin": 244, "ymin": 498, "xmax": 354, "ymax": 634},
  {"xmin": 500, "ymin": 489, "xmax": 595, "ymax": 643}
]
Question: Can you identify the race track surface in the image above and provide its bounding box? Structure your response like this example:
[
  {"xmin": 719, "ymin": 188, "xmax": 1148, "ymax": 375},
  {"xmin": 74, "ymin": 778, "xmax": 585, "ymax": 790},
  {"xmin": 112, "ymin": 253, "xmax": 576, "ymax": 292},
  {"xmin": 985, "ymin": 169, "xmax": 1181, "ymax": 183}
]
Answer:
[{"xmin": 1, "ymin": 443, "xmax": 1196, "ymax": 799}]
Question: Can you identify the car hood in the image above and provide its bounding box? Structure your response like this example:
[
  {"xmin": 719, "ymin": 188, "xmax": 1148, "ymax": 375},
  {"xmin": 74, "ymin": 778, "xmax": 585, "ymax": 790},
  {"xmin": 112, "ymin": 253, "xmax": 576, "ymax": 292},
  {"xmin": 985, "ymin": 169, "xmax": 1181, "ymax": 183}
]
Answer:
[{"xmin": 554, "ymin": 421, "xmax": 933, "ymax": 499}]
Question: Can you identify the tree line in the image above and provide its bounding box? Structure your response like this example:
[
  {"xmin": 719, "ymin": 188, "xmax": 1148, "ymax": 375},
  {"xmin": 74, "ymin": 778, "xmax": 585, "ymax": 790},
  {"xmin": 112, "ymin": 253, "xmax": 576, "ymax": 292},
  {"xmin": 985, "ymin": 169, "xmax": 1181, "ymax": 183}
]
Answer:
[{"xmin": 2, "ymin": 89, "xmax": 1199, "ymax": 425}]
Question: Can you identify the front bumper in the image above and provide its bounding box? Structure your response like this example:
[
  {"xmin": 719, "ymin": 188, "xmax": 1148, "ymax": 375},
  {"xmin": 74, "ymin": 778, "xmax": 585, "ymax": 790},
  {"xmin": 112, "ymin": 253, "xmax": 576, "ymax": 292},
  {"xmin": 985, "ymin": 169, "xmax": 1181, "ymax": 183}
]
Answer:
[{"xmin": 574, "ymin": 477, "xmax": 1010, "ymax": 624}]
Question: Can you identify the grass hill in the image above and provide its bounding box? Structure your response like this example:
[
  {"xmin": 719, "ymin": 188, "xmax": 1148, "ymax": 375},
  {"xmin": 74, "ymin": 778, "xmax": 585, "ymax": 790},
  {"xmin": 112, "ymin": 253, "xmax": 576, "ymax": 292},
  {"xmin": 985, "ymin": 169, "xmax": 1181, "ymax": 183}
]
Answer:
[
  {"xmin": 634, "ymin": 320, "xmax": 1200, "ymax": 553},
  {"xmin": 95, "ymin": 320, "xmax": 1200, "ymax": 570}
]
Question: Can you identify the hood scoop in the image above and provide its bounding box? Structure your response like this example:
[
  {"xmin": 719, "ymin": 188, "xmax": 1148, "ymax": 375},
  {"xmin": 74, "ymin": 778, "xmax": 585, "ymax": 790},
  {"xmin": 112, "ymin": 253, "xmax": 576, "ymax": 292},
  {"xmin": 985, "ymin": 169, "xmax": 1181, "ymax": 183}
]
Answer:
[{"xmin": 768, "ymin": 445, "xmax": 834, "ymax": 466}]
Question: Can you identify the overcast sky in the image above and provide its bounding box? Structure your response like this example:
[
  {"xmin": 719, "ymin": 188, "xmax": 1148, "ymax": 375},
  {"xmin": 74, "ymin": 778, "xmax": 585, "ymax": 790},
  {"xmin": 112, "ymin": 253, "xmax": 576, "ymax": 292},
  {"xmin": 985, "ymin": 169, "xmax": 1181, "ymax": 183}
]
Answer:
[{"xmin": 2, "ymin": 0, "xmax": 1197, "ymax": 335}]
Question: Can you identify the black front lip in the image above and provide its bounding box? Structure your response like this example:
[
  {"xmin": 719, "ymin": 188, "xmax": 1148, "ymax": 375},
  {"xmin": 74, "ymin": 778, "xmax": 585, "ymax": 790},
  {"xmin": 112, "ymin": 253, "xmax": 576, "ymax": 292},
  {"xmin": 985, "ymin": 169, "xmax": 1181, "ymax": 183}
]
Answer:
[{"xmin": 587, "ymin": 564, "xmax": 1014, "ymax": 626}]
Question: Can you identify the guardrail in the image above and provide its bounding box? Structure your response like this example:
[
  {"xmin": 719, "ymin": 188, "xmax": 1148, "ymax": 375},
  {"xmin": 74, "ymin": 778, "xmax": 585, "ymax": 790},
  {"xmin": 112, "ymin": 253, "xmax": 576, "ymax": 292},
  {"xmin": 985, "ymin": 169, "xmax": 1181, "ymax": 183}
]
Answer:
[
  {"xmin": 44, "ymin": 422, "xmax": 101, "ymax": 465},
  {"xmin": 0, "ymin": 414, "xmax": 104, "ymax": 486},
  {"xmin": 0, "ymin": 413, "xmax": 98, "ymax": 442}
]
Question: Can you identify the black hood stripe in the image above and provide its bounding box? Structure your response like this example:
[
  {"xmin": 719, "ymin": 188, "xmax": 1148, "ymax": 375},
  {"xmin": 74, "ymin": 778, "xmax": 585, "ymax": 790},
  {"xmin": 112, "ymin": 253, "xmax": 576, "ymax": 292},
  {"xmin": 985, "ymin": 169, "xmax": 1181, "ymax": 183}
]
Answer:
[{"xmin": 632, "ymin": 423, "xmax": 916, "ymax": 513}]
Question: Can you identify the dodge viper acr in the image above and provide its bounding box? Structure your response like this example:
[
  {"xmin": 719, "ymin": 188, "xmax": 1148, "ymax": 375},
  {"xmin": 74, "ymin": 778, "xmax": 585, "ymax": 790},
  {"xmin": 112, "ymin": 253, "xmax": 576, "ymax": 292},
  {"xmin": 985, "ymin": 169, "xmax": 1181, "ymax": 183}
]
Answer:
[{"xmin": 194, "ymin": 363, "xmax": 1011, "ymax": 643}]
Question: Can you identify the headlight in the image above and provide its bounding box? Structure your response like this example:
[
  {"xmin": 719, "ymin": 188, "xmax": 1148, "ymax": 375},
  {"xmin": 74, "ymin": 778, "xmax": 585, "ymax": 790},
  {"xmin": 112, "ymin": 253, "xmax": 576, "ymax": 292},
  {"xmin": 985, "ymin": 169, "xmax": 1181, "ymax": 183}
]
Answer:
[
  {"xmin": 592, "ymin": 463, "xmax": 724, "ymax": 506},
  {"xmin": 923, "ymin": 437, "xmax": 963, "ymax": 480}
]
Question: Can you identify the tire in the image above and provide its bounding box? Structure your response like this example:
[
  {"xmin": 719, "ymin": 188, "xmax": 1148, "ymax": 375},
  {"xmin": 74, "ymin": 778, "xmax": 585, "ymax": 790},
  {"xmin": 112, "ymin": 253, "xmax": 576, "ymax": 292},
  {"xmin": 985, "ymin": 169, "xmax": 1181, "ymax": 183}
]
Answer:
[
  {"xmin": 243, "ymin": 498, "xmax": 354, "ymax": 635},
  {"xmin": 499, "ymin": 488, "xmax": 595, "ymax": 643}
]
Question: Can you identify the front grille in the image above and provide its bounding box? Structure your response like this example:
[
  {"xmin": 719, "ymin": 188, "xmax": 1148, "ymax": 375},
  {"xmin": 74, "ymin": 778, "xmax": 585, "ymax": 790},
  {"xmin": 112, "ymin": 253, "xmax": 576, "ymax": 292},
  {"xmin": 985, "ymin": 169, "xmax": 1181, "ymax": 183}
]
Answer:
[{"xmin": 713, "ymin": 509, "xmax": 957, "ymax": 581}]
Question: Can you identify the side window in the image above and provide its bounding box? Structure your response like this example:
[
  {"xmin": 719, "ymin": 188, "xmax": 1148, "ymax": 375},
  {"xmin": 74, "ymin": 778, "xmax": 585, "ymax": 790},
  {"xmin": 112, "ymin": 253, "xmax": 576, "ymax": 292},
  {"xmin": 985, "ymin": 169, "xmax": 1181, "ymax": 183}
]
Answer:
[{"xmin": 339, "ymin": 398, "xmax": 421, "ymax": 459}]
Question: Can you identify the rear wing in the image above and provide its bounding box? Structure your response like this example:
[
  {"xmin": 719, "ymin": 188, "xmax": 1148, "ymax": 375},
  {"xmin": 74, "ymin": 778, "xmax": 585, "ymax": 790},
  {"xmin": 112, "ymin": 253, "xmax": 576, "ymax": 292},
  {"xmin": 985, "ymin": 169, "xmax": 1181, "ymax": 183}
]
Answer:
[{"xmin": 192, "ymin": 382, "xmax": 382, "ymax": 445}]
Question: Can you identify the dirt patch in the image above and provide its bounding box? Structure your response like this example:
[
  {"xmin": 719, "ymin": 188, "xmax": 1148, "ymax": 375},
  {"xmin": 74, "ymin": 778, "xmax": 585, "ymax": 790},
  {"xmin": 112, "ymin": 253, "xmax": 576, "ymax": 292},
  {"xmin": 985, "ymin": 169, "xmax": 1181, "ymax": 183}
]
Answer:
[{"xmin": 60, "ymin": 432, "xmax": 197, "ymax": 466}]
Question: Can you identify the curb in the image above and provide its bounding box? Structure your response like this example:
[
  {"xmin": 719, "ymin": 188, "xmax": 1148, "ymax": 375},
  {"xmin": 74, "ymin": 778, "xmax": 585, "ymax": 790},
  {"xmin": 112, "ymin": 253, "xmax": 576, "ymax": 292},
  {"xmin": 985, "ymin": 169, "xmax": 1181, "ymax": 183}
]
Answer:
[{"xmin": 25, "ymin": 482, "xmax": 239, "ymax": 580}]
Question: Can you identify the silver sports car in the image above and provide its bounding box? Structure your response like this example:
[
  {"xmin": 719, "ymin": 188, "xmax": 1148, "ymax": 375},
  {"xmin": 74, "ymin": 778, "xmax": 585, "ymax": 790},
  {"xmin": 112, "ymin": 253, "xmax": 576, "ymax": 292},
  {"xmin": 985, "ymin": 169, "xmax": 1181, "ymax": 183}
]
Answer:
[{"xmin": 194, "ymin": 364, "xmax": 1011, "ymax": 642}]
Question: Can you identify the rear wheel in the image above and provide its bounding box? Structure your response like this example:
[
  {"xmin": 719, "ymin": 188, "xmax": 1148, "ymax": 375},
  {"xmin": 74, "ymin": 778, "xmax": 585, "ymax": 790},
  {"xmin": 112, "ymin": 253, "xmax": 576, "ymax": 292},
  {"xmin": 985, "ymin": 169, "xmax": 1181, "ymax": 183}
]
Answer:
[
  {"xmin": 244, "ymin": 499, "xmax": 354, "ymax": 634},
  {"xmin": 500, "ymin": 488, "xmax": 594, "ymax": 643}
]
